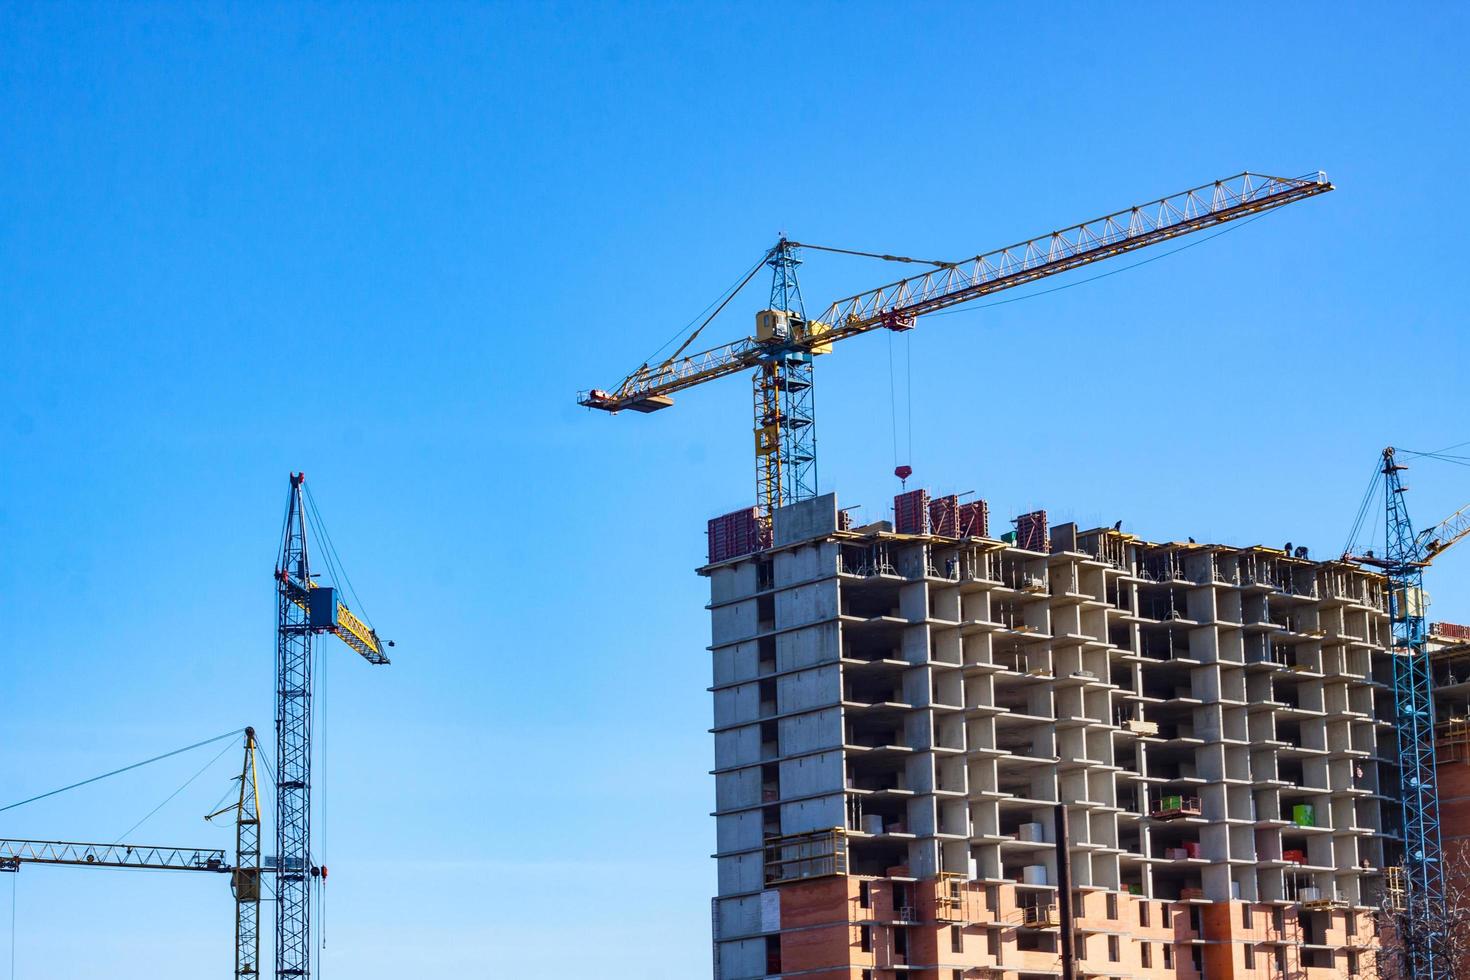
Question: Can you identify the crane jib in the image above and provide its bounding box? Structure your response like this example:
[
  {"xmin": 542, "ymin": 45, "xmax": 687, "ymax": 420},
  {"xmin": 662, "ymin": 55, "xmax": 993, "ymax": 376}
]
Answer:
[
  {"xmin": 0, "ymin": 839, "xmax": 228, "ymax": 872},
  {"xmin": 283, "ymin": 575, "xmax": 391, "ymax": 664},
  {"xmin": 579, "ymin": 171, "xmax": 1332, "ymax": 410}
]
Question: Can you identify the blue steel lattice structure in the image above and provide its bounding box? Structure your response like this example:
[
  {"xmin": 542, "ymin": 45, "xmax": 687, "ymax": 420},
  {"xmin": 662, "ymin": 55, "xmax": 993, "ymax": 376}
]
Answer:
[
  {"xmin": 275, "ymin": 474, "xmax": 391, "ymax": 980},
  {"xmin": 1382, "ymin": 448, "xmax": 1448, "ymax": 979},
  {"xmin": 753, "ymin": 240, "xmax": 818, "ymax": 512},
  {"xmin": 276, "ymin": 474, "xmax": 315, "ymax": 978}
]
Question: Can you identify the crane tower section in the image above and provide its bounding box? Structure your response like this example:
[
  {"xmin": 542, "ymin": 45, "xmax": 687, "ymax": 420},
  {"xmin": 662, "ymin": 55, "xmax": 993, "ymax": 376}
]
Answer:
[
  {"xmin": 1383, "ymin": 450, "xmax": 1448, "ymax": 979},
  {"xmin": 274, "ymin": 473, "xmax": 391, "ymax": 980},
  {"xmin": 276, "ymin": 473, "xmax": 315, "ymax": 977}
]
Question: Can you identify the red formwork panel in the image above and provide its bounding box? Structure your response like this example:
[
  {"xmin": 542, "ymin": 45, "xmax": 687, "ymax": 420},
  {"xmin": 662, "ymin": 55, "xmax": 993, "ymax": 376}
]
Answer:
[
  {"xmin": 959, "ymin": 500, "xmax": 989, "ymax": 538},
  {"xmin": 1433, "ymin": 622, "xmax": 1470, "ymax": 640},
  {"xmin": 894, "ymin": 489, "xmax": 930, "ymax": 535},
  {"xmin": 924, "ymin": 495, "xmax": 990, "ymax": 539},
  {"xmin": 708, "ymin": 507, "xmax": 771, "ymax": 563},
  {"xmin": 929, "ymin": 495, "xmax": 960, "ymax": 537},
  {"xmin": 1015, "ymin": 509, "xmax": 1048, "ymax": 552}
]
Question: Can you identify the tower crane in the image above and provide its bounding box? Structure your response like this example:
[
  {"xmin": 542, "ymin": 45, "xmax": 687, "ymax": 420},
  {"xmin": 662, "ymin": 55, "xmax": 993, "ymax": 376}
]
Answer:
[
  {"xmin": 578, "ymin": 171, "xmax": 1334, "ymax": 516},
  {"xmin": 274, "ymin": 473, "xmax": 391, "ymax": 979},
  {"xmin": 1345, "ymin": 447, "xmax": 1470, "ymax": 980},
  {"xmin": 207, "ymin": 725, "xmax": 263, "ymax": 978},
  {"xmin": 0, "ymin": 728, "xmax": 263, "ymax": 977}
]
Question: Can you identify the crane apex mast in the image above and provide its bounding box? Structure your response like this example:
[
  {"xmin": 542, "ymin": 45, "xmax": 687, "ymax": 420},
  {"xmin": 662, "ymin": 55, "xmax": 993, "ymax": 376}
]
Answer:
[{"xmin": 753, "ymin": 238, "xmax": 821, "ymax": 514}]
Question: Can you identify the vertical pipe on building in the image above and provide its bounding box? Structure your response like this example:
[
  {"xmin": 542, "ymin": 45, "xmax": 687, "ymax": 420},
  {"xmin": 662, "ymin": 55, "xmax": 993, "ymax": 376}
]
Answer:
[{"xmin": 1054, "ymin": 802, "xmax": 1076, "ymax": 980}]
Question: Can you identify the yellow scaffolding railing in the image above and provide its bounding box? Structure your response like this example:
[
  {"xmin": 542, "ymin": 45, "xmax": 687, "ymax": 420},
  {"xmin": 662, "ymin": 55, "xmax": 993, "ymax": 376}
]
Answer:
[{"xmin": 1438, "ymin": 716, "xmax": 1470, "ymax": 765}]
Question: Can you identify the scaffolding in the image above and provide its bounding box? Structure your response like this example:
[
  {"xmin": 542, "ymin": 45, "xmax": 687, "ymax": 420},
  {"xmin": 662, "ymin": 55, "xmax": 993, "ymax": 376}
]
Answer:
[
  {"xmin": 763, "ymin": 827, "xmax": 848, "ymax": 885},
  {"xmin": 1386, "ymin": 866, "xmax": 1408, "ymax": 912},
  {"xmin": 1438, "ymin": 716, "xmax": 1470, "ymax": 765},
  {"xmin": 934, "ymin": 872, "xmax": 968, "ymax": 923}
]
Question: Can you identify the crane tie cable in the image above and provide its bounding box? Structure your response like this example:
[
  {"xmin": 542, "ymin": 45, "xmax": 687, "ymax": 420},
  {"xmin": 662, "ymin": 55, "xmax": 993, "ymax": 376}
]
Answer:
[
  {"xmin": 303, "ymin": 485, "xmax": 366, "ymax": 625},
  {"xmin": 0, "ymin": 729, "xmax": 245, "ymax": 814},
  {"xmin": 788, "ymin": 241, "xmax": 955, "ymax": 268},
  {"xmin": 662, "ymin": 253, "xmax": 767, "ymax": 367},
  {"xmin": 110, "ymin": 739, "xmax": 239, "ymax": 844},
  {"xmin": 1399, "ymin": 445, "xmax": 1470, "ymax": 467},
  {"xmin": 640, "ymin": 253, "xmax": 768, "ymax": 370},
  {"xmin": 1344, "ymin": 456, "xmax": 1385, "ymax": 558}
]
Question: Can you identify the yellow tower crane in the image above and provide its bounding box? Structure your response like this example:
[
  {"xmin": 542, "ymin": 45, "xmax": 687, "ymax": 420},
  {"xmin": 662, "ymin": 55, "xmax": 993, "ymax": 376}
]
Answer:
[
  {"xmin": 0, "ymin": 728, "xmax": 263, "ymax": 977},
  {"xmin": 579, "ymin": 171, "xmax": 1334, "ymax": 516}
]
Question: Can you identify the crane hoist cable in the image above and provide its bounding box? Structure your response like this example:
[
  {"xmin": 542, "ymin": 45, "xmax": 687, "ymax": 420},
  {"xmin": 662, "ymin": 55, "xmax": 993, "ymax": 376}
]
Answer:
[
  {"xmin": 886, "ymin": 329, "xmax": 900, "ymax": 474},
  {"xmin": 885, "ymin": 207, "xmax": 1275, "ymax": 491},
  {"xmin": 905, "ymin": 330, "xmax": 912, "ymax": 477},
  {"xmin": 884, "ymin": 326, "xmax": 915, "ymax": 485},
  {"xmin": 882, "ymin": 208, "xmax": 1289, "ymax": 500}
]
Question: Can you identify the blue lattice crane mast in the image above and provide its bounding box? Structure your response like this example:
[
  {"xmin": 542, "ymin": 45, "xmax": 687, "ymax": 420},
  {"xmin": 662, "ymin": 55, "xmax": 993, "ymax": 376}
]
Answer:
[
  {"xmin": 1347, "ymin": 448, "xmax": 1470, "ymax": 979},
  {"xmin": 578, "ymin": 171, "xmax": 1334, "ymax": 516},
  {"xmin": 753, "ymin": 240, "xmax": 819, "ymax": 511},
  {"xmin": 275, "ymin": 473, "xmax": 391, "ymax": 979}
]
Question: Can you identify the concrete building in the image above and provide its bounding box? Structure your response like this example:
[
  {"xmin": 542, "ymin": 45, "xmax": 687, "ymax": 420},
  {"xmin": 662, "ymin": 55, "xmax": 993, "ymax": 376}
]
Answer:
[{"xmin": 704, "ymin": 491, "xmax": 1398, "ymax": 980}]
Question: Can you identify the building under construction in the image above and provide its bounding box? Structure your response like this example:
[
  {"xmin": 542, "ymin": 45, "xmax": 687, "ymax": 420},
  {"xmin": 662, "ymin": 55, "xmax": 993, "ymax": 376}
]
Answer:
[
  {"xmin": 703, "ymin": 491, "xmax": 1437, "ymax": 980},
  {"xmin": 1429, "ymin": 624, "xmax": 1470, "ymax": 880}
]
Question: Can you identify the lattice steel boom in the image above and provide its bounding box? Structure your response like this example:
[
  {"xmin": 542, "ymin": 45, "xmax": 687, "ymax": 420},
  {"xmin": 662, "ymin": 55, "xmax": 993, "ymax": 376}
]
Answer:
[
  {"xmin": 578, "ymin": 170, "xmax": 1333, "ymax": 515},
  {"xmin": 0, "ymin": 839, "xmax": 228, "ymax": 872}
]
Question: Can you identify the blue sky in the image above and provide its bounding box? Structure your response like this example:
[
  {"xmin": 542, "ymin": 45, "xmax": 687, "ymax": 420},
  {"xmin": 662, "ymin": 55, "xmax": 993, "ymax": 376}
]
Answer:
[{"xmin": 2, "ymin": 3, "xmax": 1467, "ymax": 976}]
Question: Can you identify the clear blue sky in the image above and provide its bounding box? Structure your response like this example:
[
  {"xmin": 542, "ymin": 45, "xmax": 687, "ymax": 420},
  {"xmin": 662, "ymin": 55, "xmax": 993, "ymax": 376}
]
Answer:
[{"xmin": 2, "ymin": 3, "xmax": 1467, "ymax": 977}]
